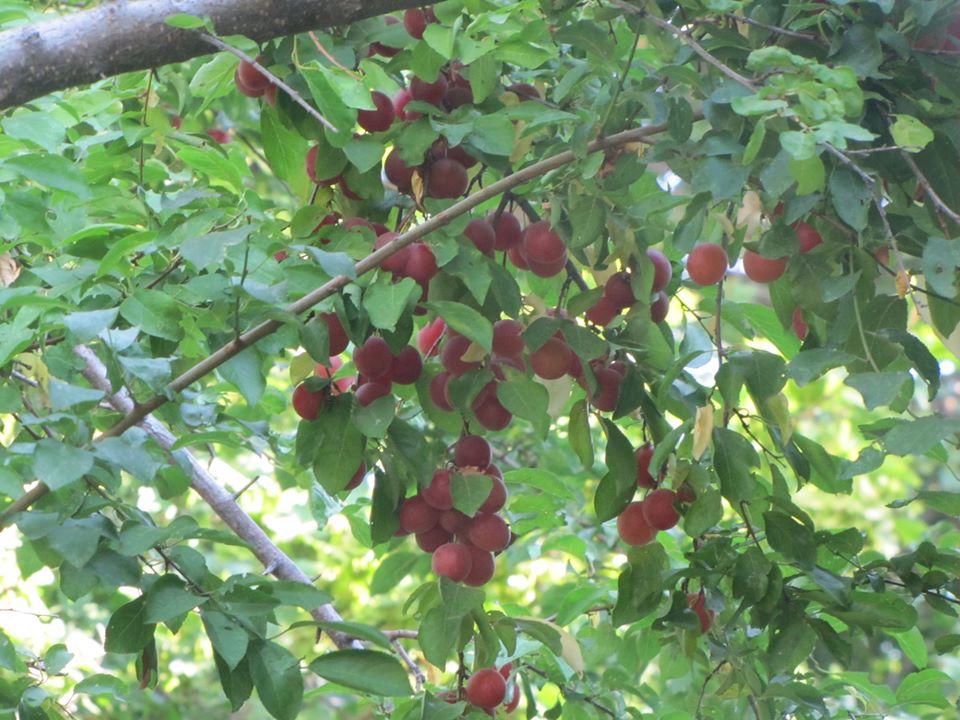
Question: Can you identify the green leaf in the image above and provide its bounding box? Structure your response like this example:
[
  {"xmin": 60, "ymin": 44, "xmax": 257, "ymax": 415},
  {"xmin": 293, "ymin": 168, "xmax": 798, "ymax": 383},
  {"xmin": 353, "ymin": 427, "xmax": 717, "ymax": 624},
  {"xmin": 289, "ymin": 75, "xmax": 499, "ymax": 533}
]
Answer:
[
  {"xmin": 214, "ymin": 653, "xmax": 254, "ymax": 712},
  {"xmin": 568, "ymin": 399, "xmax": 594, "ymax": 470},
  {"xmin": 104, "ymin": 597, "xmax": 156, "ymax": 654},
  {"xmin": 248, "ymin": 640, "xmax": 304, "ymax": 720},
  {"xmin": 145, "ymin": 574, "xmax": 206, "ymax": 623},
  {"xmin": 312, "ymin": 396, "xmax": 366, "ymax": 493},
  {"xmin": 2, "ymin": 153, "xmax": 90, "ymax": 197},
  {"xmin": 890, "ymin": 114, "xmax": 935, "ymax": 152},
  {"xmin": 75, "ymin": 673, "xmax": 127, "ymax": 698},
  {"xmin": 827, "ymin": 591, "xmax": 919, "ymax": 630},
  {"xmin": 466, "ymin": 54, "xmax": 498, "ymax": 103},
  {"xmin": 426, "ymin": 301, "xmax": 493, "ymax": 351},
  {"xmin": 120, "ymin": 289, "xmax": 183, "ymax": 341},
  {"xmin": 684, "ymin": 487, "xmax": 723, "ymax": 537},
  {"xmin": 779, "ymin": 131, "xmax": 816, "ymax": 161},
  {"xmin": 829, "ymin": 168, "xmax": 872, "ymax": 231},
  {"xmin": 201, "ymin": 610, "xmax": 249, "ymax": 671},
  {"xmin": 164, "ymin": 12, "xmax": 206, "ymax": 28},
  {"xmin": 309, "ymin": 650, "xmax": 412, "ymax": 696},
  {"xmin": 33, "ymin": 440, "xmax": 93, "ymax": 492},
  {"xmin": 364, "ymin": 277, "xmax": 419, "ymax": 331},
  {"xmin": 219, "ymin": 350, "xmax": 265, "ymax": 406},
  {"xmin": 921, "ymin": 236, "xmax": 959, "ymax": 298},
  {"xmin": 496, "ymin": 379, "xmax": 549, "ymax": 438},
  {"xmin": 313, "ymin": 621, "xmax": 392, "ymax": 650},
  {"xmin": 450, "ymin": 472, "xmax": 492, "ymax": 517},
  {"xmin": 844, "ymin": 372, "xmax": 913, "ymax": 410},
  {"xmin": 469, "ymin": 114, "xmax": 516, "ymax": 156},
  {"xmin": 763, "ymin": 511, "xmax": 817, "ymax": 569},
  {"xmin": 896, "ymin": 668, "xmax": 951, "ymax": 707},
  {"xmin": 733, "ymin": 546, "xmax": 771, "ymax": 602},
  {"xmin": 63, "ymin": 308, "xmax": 119, "ymax": 342},
  {"xmin": 176, "ymin": 146, "xmax": 245, "ymax": 193},
  {"xmin": 712, "ymin": 428, "xmax": 758, "ymax": 504},
  {"xmin": 882, "ymin": 416, "xmax": 960, "ymax": 456}
]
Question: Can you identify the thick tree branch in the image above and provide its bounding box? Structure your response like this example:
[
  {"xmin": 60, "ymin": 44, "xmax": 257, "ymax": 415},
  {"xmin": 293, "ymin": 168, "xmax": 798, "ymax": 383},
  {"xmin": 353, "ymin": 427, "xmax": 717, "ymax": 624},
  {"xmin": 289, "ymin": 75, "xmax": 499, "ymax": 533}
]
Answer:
[
  {"xmin": 72, "ymin": 344, "xmax": 362, "ymax": 650},
  {"xmin": 0, "ymin": 0, "xmax": 420, "ymax": 110}
]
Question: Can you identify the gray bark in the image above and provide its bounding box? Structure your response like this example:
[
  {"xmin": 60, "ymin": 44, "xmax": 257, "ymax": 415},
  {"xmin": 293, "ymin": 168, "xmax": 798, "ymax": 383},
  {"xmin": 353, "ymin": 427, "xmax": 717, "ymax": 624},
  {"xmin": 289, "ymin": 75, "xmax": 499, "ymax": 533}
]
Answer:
[{"xmin": 0, "ymin": 0, "xmax": 419, "ymax": 110}]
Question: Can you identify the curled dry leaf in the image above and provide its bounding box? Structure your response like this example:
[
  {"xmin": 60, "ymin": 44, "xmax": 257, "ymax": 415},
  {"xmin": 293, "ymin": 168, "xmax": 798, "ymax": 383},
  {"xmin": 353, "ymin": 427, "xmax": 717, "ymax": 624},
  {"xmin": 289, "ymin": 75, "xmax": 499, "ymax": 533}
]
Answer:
[{"xmin": 0, "ymin": 252, "xmax": 20, "ymax": 287}]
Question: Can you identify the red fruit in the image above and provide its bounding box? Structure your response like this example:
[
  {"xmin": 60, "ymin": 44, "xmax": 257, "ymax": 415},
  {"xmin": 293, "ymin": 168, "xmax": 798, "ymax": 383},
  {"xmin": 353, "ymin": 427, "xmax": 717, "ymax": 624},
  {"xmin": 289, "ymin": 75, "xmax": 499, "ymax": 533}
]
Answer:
[
  {"xmin": 237, "ymin": 58, "xmax": 271, "ymax": 93},
  {"xmin": 642, "ymin": 488, "xmax": 680, "ymax": 530},
  {"xmin": 650, "ymin": 291, "xmax": 669, "ymax": 323},
  {"xmin": 686, "ymin": 244, "xmax": 728, "ymax": 286},
  {"xmin": 306, "ymin": 145, "xmax": 338, "ymax": 185},
  {"xmin": 432, "ymin": 542, "xmax": 473, "ymax": 581},
  {"xmin": 617, "ymin": 502, "xmax": 656, "ymax": 545},
  {"xmin": 403, "ymin": 7, "xmax": 432, "ymax": 39},
  {"xmin": 404, "ymin": 243, "xmax": 438, "ymax": 283},
  {"xmin": 603, "ymin": 272, "xmax": 635, "ymax": 309},
  {"xmin": 441, "ymin": 334, "xmax": 483, "ymax": 376},
  {"xmin": 392, "ymin": 346, "xmax": 423, "ymax": 385},
  {"xmin": 417, "ymin": 525, "xmax": 452, "ymax": 552},
  {"xmin": 506, "ymin": 245, "xmax": 529, "ymax": 270},
  {"xmin": 357, "ymin": 91, "xmax": 395, "ymax": 133},
  {"xmin": 465, "ymin": 219, "xmax": 496, "ymax": 256},
  {"xmin": 439, "ymin": 508, "xmax": 471, "ymax": 534},
  {"xmin": 585, "ymin": 296, "xmax": 620, "ymax": 327},
  {"xmin": 274, "ymin": 250, "xmax": 289, "ymax": 262},
  {"xmin": 374, "ymin": 232, "xmax": 410, "ymax": 275},
  {"xmin": 488, "ymin": 212, "xmax": 522, "ymax": 251},
  {"xmin": 385, "ymin": 150, "xmax": 416, "ymax": 194},
  {"xmin": 429, "ymin": 372, "xmax": 455, "ymax": 411},
  {"xmin": 591, "ymin": 366, "xmax": 622, "ymax": 412},
  {"xmin": 462, "ymin": 546, "xmax": 496, "ymax": 586},
  {"xmin": 354, "ymin": 337, "xmax": 393, "ymax": 380},
  {"xmin": 647, "ymin": 248, "xmax": 672, "ymax": 293},
  {"xmin": 677, "ymin": 483, "xmax": 696, "ymax": 504},
  {"xmin": 520, "ymin": 221, "xmax": 566, "ymax": 264},
  {"xmin": 417, "ymin": 317, "xmax": 446, "ymax": 357},
  {"xmin": 410, "ymin": 75, "xmax": 448, "ymax": 108},
  {"xmin": 422, "ymin": 469, "xmax": 453, "ymax": 510},
  {"xmin": 742, "ymin": 251, "xmax": 787, "ymax": 283},
  {"xmin": 473, "ymin": 393, "xmax": 512, "ymax": 431},
  {"xmin": 792, "ymin": 307, "xmax": 808, "ymax": 341},
  {"xmin": 319, "ymin": 312, "xmax": 349, "ymax": 356},
  {"xmin": 492, "ymin": 319, "xmax": 525, "ymax": 357},
  {"xmin": 526, "ymin": 253, "xmax": 567, "ymax": 278},
  {"xmin": 479, "ymin": 475, "xmax": 507, "ymax": 514},
  {"xmin": 468, "ymin": 513, "xmax": 511, "ymax": 552},
  {"xmin": 399, "ymin": 495, "xmax": 440, "ymax": 533},
  {"xmin": 315, "ymin": 356, "xmax": 353, "ymax": 395},
  {"xmin": 466, "ymin": 668, "xmax": 507, "ymax": 710},
  {"xmin": 635, "ymin": 443, "xmax": 660, "ymax": 489},
  {"xmin": 369, "ymin": 16, "xmax": 401, "ymax": 58},
  {"xmin": 427, "ymin": 158, "xmax": 468, "ymax": 199},
  {"xmin": 530, "ymin": 337, "xmax": 572, "ymax": 380},
  {"xmin": 443, "ymin": 83, "xmax": 473, "ymax": 110},
  {"xmin": 263, "ymin": 83, "xmax": 277, "ymax": 106},
  {"xmin": 355, "ymin": 381, "xmax": 391, "ymax": 407},
  {"xmin": 292, "ymin": 383, "xmax": 325, "ymax": 421},
  {"xmin": 205, "ymin": 128, "xmax": 231, "ymax": 144},
  {"xmin": 454, "ymin": 435, "xmax": 492, "ymax": 469},
  {"xmin": 235, "ymin": 67, "xmax": 264, "ymax": 97},
  {"xmin": 687, "ymin": 592, "xmax": 714, "ymax": 634},
  {"xmin": 793, "ymin": 221, "xmax": 822, "ymax": 253},
  {"xmin": 339, "ymin": 176, "xmax": 362, "ymax": 201},
  {"xmin": 506, "ymin": 83, "xmax": 540, "ymax": 100},
  {"xmin": 447, "ymin": 145, "xmax": 478, "ymax": 169},
  {"xmin": 345, "ymin": 462, "xmax": 366, "ymax": 491},
  {"xmin": 393, "ymin": 89, "xmax": 420, "ymax": 121}
]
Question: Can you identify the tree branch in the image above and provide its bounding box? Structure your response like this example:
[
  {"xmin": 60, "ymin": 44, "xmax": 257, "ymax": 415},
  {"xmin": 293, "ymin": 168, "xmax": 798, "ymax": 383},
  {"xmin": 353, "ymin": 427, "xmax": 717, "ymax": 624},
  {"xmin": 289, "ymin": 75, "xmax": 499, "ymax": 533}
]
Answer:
[
  {"xmin": 72, "ymin": 344, "xmax": 362, "ymax": 650},
  {"xmin": 0, "ymin": 0, "xmax": 421, "ymax": 110}
]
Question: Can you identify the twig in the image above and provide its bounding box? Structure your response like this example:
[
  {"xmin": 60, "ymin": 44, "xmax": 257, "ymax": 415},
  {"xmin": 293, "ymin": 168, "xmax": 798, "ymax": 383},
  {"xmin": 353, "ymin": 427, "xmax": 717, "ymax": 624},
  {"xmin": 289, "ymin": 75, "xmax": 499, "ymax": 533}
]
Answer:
[
  {"xmin": 145, "ymin": 253, "xmax": 183, "ymax": 290},
  {"xmin": 392, "ymin": 638, "xmax": 426, "ymax": 691},
  {"xmin": 522, "ymin": 664, "xmax": 616, "ymax": 718},
  {"xmin": 720, "ymin": 12, "xmax": 818, "ymax": 41},
  {"xmin": 199, "ymin": 33, "xmax": 338, "ymax": 132},
  {"xmin": 608, "ymin": 0, "xmax": 757, "ymax": 90},
  {"xmin": 695, "ymin": 660, "xmax": 729, "ymax": 718},
  {"xmin": 308, "ymin": 32, "xmax": 361, "ymax": 79},
  {"xmin": 899, "ymin": 149, "xmax": 960, "ymax": 229},
  {"xmin": 383, "ymin": 629, "xmax": 419, "ymax": 639},
  {"xmin": 232, "ymin": 475, "xmax": 261, "ymax": 500}
]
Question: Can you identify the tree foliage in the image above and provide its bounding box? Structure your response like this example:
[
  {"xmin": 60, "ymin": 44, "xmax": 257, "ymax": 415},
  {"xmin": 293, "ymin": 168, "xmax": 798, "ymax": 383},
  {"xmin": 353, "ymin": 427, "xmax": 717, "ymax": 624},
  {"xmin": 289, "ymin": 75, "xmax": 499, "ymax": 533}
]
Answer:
[{"xmin": 1, "ymin": 0, "xmax": 960, "ymax": 718}]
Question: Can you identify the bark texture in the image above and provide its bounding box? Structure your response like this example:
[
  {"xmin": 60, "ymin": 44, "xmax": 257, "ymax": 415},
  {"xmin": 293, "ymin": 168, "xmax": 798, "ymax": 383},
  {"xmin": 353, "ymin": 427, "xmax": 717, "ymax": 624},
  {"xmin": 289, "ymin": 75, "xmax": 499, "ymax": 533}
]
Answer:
[{"xmin": 0, "ymin": 0, "xmax": 418, "ymax": 110}]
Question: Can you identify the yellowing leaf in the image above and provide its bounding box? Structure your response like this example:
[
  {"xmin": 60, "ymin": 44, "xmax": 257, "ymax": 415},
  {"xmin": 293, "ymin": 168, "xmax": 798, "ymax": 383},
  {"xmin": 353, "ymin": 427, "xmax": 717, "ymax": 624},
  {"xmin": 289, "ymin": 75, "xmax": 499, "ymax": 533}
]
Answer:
[
  {"xmin": 513, "ymin": 616, "xmax": 585, "ymax": 676},
  {"xmin": 692, "ymin": 405, "xmax": 714, "ymax": 460},
  {"xmin": 896, "ymin": 270, "xmax": 909, "ymax": 299},
  {"xmin": 289, "ymin": 352, "xmax": 316, "ymax": 385}
]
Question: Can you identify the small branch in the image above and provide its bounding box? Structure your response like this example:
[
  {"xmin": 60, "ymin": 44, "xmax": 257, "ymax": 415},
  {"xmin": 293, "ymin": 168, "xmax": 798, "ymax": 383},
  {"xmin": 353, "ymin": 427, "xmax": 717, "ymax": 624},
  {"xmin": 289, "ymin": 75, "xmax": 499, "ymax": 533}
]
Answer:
[
  {"xmin": 199, "ymin": 33, "xmax": 338, "ymax": 132},
  {"xmin": 392, "ymin": 638, "xmax": 426, "ymax": 691},
  {"xmin": 145, "ymin": 253, "xmax": 183, "ymax": 290},
  {"xmin": 695, "ymin": 660, "xmax": 729, "ymax": 719},
  {"xmin": 608, "ymin": 0, "xmax": 757, "ymax": 90},
  {"xmin": 720, "ymin": 12, "xmax": 818, "ymax": 41},
  {"xmin": 383, "ymin": 629, "xmax": 419, "ymax": 639},
  {"xmin": 308, "ymin": 32, "xmax": 361, "ymax": 79},
  {"xmin": 899, "ymin": 149, "xmax": 960, "ymax": 230},
  {"xmin": 523, "ymin": 664, "xmax": 616, "ymax": 718}
]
